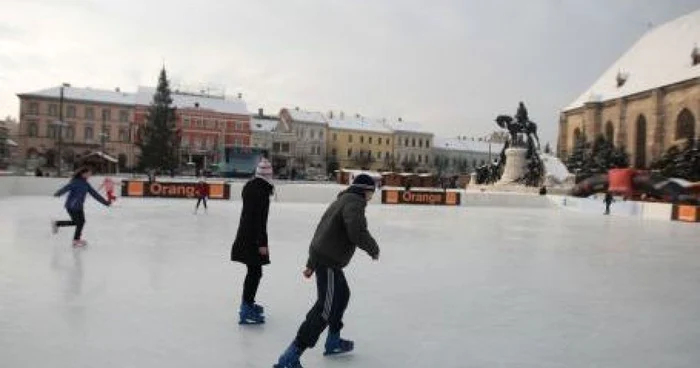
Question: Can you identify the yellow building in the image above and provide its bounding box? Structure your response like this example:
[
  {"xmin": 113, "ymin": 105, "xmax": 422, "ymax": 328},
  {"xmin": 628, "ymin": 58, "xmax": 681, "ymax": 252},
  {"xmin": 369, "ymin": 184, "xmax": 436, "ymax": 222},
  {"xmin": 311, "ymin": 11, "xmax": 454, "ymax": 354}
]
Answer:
[{"xmin": 327, "ymin": 117, "xmax": 394, "ymax": 171}]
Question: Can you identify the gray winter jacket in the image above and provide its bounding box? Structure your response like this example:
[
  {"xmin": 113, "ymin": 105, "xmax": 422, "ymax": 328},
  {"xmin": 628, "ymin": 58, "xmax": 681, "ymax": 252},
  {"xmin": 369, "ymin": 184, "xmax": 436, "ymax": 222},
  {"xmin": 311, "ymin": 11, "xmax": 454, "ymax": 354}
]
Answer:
[{"xmin": 306, "ymin": 190, "xmax": 380, "ymax": 269}]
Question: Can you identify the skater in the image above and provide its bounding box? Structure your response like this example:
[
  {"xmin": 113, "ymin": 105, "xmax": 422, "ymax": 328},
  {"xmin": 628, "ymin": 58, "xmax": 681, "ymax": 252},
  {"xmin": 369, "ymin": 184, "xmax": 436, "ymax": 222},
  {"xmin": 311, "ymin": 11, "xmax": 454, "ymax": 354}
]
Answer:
[
  {"xmin": 98, "ymin": 176, "xmax": 117, "ymax": 203},
  {"xmin": 604, "ymin": 192, "xmax": 614, "ymax": 215},
  {"xmin": 274, "ymin": 174, "xmax": 381, "ymax": 368},
  {"xmin": 230, "ymin": 158, "xmax": 274, "ymax": 324},
  {"xmin": 51, "ymin": 167, "xmax": 111, "ymax": 247},
  {"xmin": 194, "ymin": 180, "xmax": 209, "ymax": 213}
]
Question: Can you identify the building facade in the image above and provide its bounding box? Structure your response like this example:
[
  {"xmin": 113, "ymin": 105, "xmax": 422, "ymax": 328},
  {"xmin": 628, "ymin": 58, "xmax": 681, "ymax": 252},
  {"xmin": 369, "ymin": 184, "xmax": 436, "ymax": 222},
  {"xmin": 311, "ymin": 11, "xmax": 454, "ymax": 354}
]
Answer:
[
  {"xmin": 327, "ymin": 116, "xmax": 394, "ymax": 171},
  {"xmin": 559, "ymin": 9, "xmax": 700, "ymax": 168},
  {"xmin": 17, "ymin": 85, "xmax": 137, "ymax": 172},
  {"xmin": 432, "ymin": 137, "xmax": 503, "ymax": 175},
  {"xmin": 387, "ymin": 118, "xmax": 434, "ymax": 172},
  {"xmin": 279, "ymin": 108, "xmax": 328, "ymax": 174}
]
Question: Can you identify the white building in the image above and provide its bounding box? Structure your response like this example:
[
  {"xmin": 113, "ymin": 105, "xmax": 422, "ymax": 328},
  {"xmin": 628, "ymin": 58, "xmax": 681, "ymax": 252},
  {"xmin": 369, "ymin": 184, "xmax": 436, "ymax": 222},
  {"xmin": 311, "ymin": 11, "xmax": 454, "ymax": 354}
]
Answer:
[
  {"xmin": 432, "ymin": 137, "xmax": 504, "ymax": 175},
  {"xmin": 279, "ymin": 108, "xmax": 328, "ymax": 175},
  {"xmin": 385, "ymin": 118, "xmax": 434, "ymax": 172}
]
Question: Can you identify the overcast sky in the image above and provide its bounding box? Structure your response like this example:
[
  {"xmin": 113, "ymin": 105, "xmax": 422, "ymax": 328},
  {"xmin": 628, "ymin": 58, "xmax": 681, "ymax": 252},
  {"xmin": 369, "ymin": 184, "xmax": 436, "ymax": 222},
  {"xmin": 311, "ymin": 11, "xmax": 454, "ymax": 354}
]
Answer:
[{"xmin": 1, "ymin": 0, "xmax": 699, "ymax": 145}]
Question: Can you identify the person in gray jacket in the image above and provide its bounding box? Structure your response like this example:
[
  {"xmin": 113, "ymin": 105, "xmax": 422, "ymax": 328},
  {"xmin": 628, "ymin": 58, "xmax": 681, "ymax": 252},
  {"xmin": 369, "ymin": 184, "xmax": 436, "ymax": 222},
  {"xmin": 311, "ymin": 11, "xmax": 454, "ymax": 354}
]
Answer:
[{"xmin": 274, "ymin": 174, "xmax": 380, "ymax": 368}]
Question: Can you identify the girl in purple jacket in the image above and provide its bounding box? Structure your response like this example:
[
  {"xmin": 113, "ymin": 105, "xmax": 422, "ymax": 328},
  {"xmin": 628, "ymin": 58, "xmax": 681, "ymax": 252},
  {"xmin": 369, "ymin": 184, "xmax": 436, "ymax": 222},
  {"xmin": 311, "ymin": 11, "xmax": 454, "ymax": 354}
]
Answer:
[{"xmin": 52, "ymin": 167, "xmax": 111, "ymax": 247}]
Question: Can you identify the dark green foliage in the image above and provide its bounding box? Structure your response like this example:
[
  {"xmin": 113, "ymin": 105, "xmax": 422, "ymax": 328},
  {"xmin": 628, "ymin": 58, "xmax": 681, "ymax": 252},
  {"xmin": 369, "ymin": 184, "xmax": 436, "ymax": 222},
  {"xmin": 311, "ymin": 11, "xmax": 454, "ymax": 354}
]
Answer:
[{"xmin": 137, "ymin": 68, "xmax": 180, "ymax": 172}]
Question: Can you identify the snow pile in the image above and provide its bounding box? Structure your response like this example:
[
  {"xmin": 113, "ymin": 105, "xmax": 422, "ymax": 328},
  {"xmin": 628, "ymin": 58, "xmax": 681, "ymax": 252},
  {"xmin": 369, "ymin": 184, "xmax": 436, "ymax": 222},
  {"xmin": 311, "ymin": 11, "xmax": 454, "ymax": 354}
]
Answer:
[{"xmin": 540, "ymin": 153, "xmax": 574, "ymax": 185}]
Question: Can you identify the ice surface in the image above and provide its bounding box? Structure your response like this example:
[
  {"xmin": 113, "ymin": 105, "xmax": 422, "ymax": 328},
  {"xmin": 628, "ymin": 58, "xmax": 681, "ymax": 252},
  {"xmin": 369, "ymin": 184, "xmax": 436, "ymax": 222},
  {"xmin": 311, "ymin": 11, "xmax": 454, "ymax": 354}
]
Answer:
[{"xmin": 1, "ymin": 196, "xmax": 700, "ymax": 368}]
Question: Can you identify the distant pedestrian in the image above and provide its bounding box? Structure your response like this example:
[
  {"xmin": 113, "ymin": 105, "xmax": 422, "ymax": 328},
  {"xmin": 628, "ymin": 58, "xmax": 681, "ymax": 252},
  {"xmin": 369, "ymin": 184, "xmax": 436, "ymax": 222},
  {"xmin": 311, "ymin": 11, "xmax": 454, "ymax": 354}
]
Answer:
[
  {"xmin": 194, "ymin": 180, "xmax": 209, "ymax": 213},
  {"xmin": 604, "ymin": 192, "xmax": 614, "ymax": 215},
  {"xmin": 51, "ymin": 167, "xmax": 111, "ymax": 247},
  {"xmin": 99, "ymin": 176, "xmax": 117, "ymax": 203}
]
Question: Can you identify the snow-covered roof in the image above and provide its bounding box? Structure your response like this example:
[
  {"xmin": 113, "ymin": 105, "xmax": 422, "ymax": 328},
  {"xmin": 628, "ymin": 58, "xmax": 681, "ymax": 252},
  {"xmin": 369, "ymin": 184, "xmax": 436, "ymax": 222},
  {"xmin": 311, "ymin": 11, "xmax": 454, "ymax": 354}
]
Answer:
[
  {"xmin": 81, "ymin": 151, "xmax": 118, "ymax": 163},
  {"xmin": 328, "ymin": 118, "xmax": 393, "ymax": 134},
  {"xmin": 565, "ymin": 9, "xmax": 700, "ymax": 111},
  {"xmin": 136, "ymin": 87, "xmax": 249, "ymax": 115},
  {"xmin": 384, "ymin": 119, "xmax": 432, "ymax": 135},
  {"xmin": 19, "ymin": 86, "xmax": 136, "ymax": 106},
  {"xmin": 433, "ymin": 137, "xmax": 504, "ymax": 154},
  {"xmin": 285, "ymin": 109, "xmax": 327, "ymax": 125},
  {"xmin": 6, "ymin": 138, "xmax": 18, "ymax": 147},
  {"xmin": 251, "ymin": 118, "xmax": 278, "ymax": 132}
]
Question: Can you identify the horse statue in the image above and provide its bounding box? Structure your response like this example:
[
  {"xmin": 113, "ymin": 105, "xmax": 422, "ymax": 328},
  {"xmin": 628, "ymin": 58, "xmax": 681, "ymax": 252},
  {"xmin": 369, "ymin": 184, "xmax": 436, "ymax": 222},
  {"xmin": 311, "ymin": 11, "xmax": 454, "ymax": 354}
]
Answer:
[{"xmin": 495, "ymin": 115, "xmax": 521, "ymax": 145}]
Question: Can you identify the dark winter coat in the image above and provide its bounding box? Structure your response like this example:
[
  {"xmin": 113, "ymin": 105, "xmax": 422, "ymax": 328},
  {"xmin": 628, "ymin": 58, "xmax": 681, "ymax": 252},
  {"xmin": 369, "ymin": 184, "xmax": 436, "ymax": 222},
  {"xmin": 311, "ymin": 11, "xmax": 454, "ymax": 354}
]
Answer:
[
  {"xmin": 306, "ymin": 188, "xmax": 380, "ymax": 270},
  {"xmin": 54, "ymin": 178, "xmax": 111, "ymax": 210},
  {"xmin": 230, "ymin": 177, "xmax": 274, "ymax": 266},
  {"xmin": 195, "ymin": 182, "xmax": 209, "ymax": 198}
]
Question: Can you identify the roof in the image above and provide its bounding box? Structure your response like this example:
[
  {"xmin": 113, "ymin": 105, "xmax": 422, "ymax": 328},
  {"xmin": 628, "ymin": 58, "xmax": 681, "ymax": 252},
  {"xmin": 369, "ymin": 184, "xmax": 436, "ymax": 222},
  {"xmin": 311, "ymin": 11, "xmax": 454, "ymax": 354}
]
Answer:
[
  {"xmin": 565, "ymin": 9, "xmax": 700, "ymax": 111},
  {"xmin": 19, "ymin": 86, "xmax": 135, "ymax": 106},
  {"xmin": 80, "ymin": 151, "xmax": 118, "ymax": 163},
  {"xmin": 6, "ymin": 138, "xmax": 18, "ymax": 147},
  {"xmin": 285, "ymin": 109, "xmax": 327, "ymax": 125},
  {"xmin": 136, "ymin": 87, "xmax": 249, "ymax": 115},
  {"xmin": 251, "ymin": 118, "xmax": 278, "ymax": 132},
  {"xmin": 433, "ymin": 137, "xmax": 504, "ymax": 154},
  {"xmin": 384, "ymin": 119, "xmax": 432, "ymax": 135},
  {"xmin": 328, "ymin": 118, "xmax": 393, "ymax": 134}
]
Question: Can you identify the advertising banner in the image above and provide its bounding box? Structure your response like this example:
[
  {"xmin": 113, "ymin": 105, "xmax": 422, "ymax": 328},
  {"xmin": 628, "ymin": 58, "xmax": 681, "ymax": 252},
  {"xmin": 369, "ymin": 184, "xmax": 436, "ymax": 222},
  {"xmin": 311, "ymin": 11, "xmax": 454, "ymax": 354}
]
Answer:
[
  {"xmin": 672, "ymin": 204, "xmax": 700, "ymax": 222},
  {"xmin": 121, "ymin": 181, "xmax": 230, "ymax": 200},
  {"xmin": 381, "ymin": 190, "xmax": 460, "ymax": 206}
]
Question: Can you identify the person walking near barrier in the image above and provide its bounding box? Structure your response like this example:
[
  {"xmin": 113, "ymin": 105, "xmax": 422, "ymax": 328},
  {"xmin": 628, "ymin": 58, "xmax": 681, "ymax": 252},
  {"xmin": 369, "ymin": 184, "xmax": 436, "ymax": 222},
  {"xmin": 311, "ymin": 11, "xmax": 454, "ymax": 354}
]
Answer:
[
  {"xmin": 274, "ymin": 174, "xmax": 381, "ymax": 368},
  {"xmin": 230, "ymin": 158, "xmax": 274, "ymax": 324},
  {"xmin": 604, "ymin": 192, "xmax": 614, "ymax": 215},
  {"xmin": 194, "ymin": 180, "xmax": 209, "ymax": 214},
  {"xmin": 52, "ymin": 167, "xmax": 111, "ymax": 247}
]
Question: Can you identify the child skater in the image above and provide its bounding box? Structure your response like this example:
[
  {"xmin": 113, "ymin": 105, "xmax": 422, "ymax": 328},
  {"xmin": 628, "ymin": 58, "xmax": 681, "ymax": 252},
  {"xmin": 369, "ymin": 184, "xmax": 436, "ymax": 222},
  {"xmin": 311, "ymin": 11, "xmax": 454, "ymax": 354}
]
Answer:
[
  {"xmin": 52, "ymin": 166, "xmax": 111, "ymax": 247},
  {"xmin": 98, "ymin": 176, "xmax": 117, "ymax": 203},
  {"xmin": 274, "ymin": 174, "xmax": 380, "ymax": 368},
  {"xmin": 230, "ymin": 158, "xmax": 274, "ymax": 324},
  {"xmin": 194, "ymin": 180, "xmax": 209, "ymax": 214}
]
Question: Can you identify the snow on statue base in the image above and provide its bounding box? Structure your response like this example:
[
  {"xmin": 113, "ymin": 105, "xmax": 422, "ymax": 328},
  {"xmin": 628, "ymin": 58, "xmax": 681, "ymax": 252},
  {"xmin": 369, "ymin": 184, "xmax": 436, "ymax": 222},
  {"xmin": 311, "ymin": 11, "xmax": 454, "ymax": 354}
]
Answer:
[{"xmin": 496, "ymin": 148, "xmax": 529, "ymax": 185}]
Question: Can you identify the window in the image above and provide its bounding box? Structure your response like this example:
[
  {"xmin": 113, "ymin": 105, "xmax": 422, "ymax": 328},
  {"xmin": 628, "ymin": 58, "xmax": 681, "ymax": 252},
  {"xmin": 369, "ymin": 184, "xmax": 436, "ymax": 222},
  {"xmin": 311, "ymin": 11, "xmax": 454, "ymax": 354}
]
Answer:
[
  {"xmin": 119, "ymin": 110, "xmax": 129, "ymax": 123},
  {"xmin": 676, "ymin": 108, "xmax": 696, "ymax": 141},
  {"xmin": 65, "ymin": 123, "xmax": 75, "ymax": 141},
  {"xmin": 84, "ymin": 126, "xmax": 94, "ymax": 141},
  {"xmin": 48, "ymin": 104, "xmax": 58, "ymax": 117},
  {"xmin": 385, "ymin": 152, "xmax": 389, "ymax": 159},
  {"xmin": 66, "ymin": 105, "xmax": 76, "ymax": 118},
  {"xmin": 28, "ymin": 102, "xmax": 39, "ymax": 115},
  {"xmin": 48, "ymin": 125, "xmax": 58, "ymax": 139},
  {"xmin": 281, "ymin": 143, "xmax": 290, "ymax": 152},
  {"xmin": 184, "ymin": 117, "xmax": 190, "ymax": 128},
  {"xmin": 348, "ymin": 135, "xmax": 353, "ymax": 143},
  {"xmin": 412, "ymin": 138, "xmax": 416, "ymax": 147},
  {"xmin": 347, "ymin": 148, "xmax": 353, "ymax": 158},
  {"xmin": 426, "ymin": 140, "xmax": 430, "ymax": 149},
  {"xmin": 376, "ymin": 151, "xmax": 381, "ymax": 159},
  {"xmin": 605, "ymin": 121, "xmax": 614, "ymax": 141},
  {"xmin": 235, "ymin": 122, "xmax": 242, "ymax": 131},
  {"xmin": 319, "ymin": 131, "xmax": 324, "ymax": 140},
  {"xmin": 418, "ymin": 155, "xmax": 422, "ymax": 163},
  {"xmin": 102, "ymin": 125, "xmax": 111, "ymax": 140},
  {"xmin": 472, "ymin": 159, "xmax": 477, "ymax": 167},
  {"xmin": 333, "ymin": 133, "xmax": 337, "ymax": 141},
  {"xmin": 387, "ymin": 139, "xmax": 390, "ymax": 145},
  {"xmin": 85, "ymin": 107, "xmax": 95, "ymax": 120},
  {"xmin": 419, "ymin": 139, "xmax": 424, "ymax": 148},
  {"xmin": 378, "ymin": 137, "xmax": 382, "ymax": 145},
  {"xmin": 27, "ymin": 120, "xmax": 38, "ymax": 137},
  {"xmin": 119, "ymin": 129, "xmax": 128, "ymax": 142},
  {"xmin": 102, "ymin": 109, "xmax": 111, "ymax": 121},
  {"xmin": 360, "ymin": 136, "xmax": 364, "ymax": 144},
  {"xmin": 404, "ymin": 138, "xmax": 409, "ymax": 147},
  {"xmin": 332, "ymin": 148, "xmax": 337, "ymax": 156},
  {"xmin": 368, "ymin": 150, "xmax": 372, "ymax": 158},
  {"xmin": 369, "ymin": 137, "xmax": 373, "ymax": 144},
  {"xmin": 310, "ymin": 130, "xmax": 315, "ymax": 139}
]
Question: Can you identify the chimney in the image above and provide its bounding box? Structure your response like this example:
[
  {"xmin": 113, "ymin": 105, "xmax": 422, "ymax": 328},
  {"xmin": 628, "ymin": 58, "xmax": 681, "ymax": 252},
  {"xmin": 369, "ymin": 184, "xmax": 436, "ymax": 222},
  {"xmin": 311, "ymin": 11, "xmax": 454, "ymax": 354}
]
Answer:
[
  {"xmin": 115, "ymin": 87, "xmax": 120, "ymax": 92},
  {"xmin": 295, "ymin": 106, "xmax": 300, "ymax": 111},
  {"xmin": 237, "ymin": 92, "xmax": 243, "ymax": 99},
  {"xmin": 258, "ymin": 108, "xmax": 263, "ymax": 117},
  {"xmin": 398, "ymin": 117, "xmax": 403, "ymax": 122}
]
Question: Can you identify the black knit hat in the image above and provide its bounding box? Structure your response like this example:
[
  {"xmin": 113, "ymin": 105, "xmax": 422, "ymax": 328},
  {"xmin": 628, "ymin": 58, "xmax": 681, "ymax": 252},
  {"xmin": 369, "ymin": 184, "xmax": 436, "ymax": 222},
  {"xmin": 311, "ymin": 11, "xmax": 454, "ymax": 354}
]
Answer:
[{"xmin": 351, "ymin": 174, "xmax": 376, "ymax": 191}]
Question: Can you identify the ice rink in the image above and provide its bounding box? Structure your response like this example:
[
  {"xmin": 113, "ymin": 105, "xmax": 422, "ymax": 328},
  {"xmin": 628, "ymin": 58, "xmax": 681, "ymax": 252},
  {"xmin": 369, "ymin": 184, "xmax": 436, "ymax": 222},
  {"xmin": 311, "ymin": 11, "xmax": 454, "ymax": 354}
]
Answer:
[{"xmin": 1, "ymin": 195, "xmax": 700, "ymax": 368}]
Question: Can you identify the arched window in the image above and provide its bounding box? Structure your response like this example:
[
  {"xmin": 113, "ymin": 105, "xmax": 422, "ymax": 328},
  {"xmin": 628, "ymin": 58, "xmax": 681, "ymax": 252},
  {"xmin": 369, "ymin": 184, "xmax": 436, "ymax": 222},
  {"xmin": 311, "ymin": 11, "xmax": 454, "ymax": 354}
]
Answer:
[
  {"xmin": 675, "ymin": 108, "xmax": 696, "ymax": 141},
  {"xmin": 605, "ymin": 121, "xmax": 614, "ymax": 142},
  {"xmin": 27, "ymin": 121, "xmax": 38, "ymax": 137},
  {"xmin": 635, "ymin": 115, "xmax": 647, "ymax": 168},
  {"xmin": 573, "ymin": 127, "xmax": 582, "ymax": 141}
]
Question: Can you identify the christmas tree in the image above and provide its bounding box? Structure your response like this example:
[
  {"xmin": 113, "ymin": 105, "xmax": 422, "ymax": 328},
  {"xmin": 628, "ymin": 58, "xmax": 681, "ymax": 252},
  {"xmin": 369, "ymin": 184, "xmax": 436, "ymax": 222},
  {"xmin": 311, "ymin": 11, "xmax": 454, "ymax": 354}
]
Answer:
[{"xmin": 137, "ymin": 68, "xmax": 180, "ymax": 172}]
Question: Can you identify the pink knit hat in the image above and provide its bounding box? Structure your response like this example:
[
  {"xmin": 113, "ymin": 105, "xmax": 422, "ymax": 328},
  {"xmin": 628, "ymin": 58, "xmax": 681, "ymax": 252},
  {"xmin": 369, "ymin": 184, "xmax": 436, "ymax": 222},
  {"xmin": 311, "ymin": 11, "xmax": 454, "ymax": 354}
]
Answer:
[{"xmin": 255, "ymin": 158, "xmax": 274, "ymax": 181}]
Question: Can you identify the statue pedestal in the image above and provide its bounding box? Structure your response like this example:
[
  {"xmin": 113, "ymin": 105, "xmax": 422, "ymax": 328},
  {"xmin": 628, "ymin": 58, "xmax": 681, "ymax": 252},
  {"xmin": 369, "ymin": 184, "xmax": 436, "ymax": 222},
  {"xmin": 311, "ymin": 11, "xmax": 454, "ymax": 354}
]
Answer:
[{"xmin": 497, "ymin": 147, "xmax": 528, "ymax": 185}]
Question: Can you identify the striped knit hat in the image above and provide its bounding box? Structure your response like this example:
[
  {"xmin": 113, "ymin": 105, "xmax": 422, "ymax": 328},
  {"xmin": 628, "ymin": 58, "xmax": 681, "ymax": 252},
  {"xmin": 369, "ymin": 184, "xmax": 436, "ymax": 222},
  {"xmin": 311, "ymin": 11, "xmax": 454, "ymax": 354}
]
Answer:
[
  {"xmin": 255, "ymin": 158, "xmax": 274, "ymax": 181},
  {"xmin": 351, "ymin": 174, "xmax": 376, "ymax": 191}
]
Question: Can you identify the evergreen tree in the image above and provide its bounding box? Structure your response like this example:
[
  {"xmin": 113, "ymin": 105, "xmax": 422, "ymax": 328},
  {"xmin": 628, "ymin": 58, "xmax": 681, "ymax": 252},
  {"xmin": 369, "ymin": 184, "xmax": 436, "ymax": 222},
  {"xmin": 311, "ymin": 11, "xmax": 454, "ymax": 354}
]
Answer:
[
  {"xmin": 138, "ymin": 68, "xmax": 179, "ymax": 172},
  {"xmin": 652, "ymin": 139, "xmax": 700, "ymax": 181},
  {"xmin": 565, "ymin": 133, "xmax": 590, "ymax": 180},
  {"xmin": 543, "ymin": 142, "xmax": 552, "ymax": 154}
]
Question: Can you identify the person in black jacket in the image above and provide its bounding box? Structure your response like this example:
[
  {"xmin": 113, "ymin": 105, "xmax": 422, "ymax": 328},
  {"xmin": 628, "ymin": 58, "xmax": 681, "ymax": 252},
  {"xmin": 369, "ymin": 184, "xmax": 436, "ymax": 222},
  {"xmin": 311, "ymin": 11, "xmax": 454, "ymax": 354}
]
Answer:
[
  {"xmin": 230, "ymin": 158, "xmax": 274, "ymax": 324},
  {"xmin": 274, "ymin": 174, "xmax": 380, "ymax": 368}
]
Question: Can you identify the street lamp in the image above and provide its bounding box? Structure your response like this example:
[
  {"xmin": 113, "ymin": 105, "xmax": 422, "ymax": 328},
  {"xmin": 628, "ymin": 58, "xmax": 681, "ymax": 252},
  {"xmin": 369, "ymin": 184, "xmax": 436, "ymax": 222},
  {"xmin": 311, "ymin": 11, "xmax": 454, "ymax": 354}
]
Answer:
[{"xmin": 55, "ymin": 83, "xmax": 69, "ymax": 176}]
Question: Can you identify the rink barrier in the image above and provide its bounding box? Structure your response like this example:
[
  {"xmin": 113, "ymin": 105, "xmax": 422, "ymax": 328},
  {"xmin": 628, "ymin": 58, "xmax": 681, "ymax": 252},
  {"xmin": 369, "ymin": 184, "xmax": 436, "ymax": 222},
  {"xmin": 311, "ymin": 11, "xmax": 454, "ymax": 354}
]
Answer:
[
  {"xmin": 381, "ymin": 189, "xmax": 461, "ymax": 206},
  {"xmin": 120, "ymin": 180, "xmax": 231, "ymax": 200},
  {"xmin": 672, "ymin": 204, "xmax": 700, "ymax": 222}
]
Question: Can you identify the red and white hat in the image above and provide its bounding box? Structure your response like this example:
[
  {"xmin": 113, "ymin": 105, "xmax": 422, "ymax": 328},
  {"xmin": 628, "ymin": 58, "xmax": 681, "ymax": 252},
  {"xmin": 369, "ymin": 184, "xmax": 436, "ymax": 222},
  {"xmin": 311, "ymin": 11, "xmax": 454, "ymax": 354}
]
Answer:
[{"xmin": 255, "ymin": 158, "xmax": 274, "ymax": 181}]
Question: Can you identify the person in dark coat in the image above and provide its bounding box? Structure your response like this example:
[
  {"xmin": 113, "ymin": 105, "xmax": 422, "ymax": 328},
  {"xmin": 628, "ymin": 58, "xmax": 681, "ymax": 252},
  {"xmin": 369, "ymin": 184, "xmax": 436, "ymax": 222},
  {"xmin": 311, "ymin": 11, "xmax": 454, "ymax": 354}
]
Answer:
[
  {"xmin": 274, "ymin": 174, "xmax": 380, "ymax": 368},
  {"xmin": 231, "ymin": 158, "xmax": 274, "ymax": 324},
  {"xmin": 194, "ymin": 180, "xmax": 209, "ymax": 213},
  {"xmin": 51, "ymin": 166, "xmax": 111, "ymax": 247},
  {"xmin": 604, "ymin": 192, "xmax": 614, "ymax": 215}
]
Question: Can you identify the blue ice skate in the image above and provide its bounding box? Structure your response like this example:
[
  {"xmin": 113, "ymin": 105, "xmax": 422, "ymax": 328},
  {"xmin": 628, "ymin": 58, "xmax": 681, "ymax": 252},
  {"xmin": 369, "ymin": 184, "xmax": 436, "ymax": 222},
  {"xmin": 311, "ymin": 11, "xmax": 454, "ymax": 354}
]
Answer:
[
  {"xmin": 323, "ymin": 332, "xmax": 354, "ymax": 356},
  {"xmin": 252, "ymin": 303, "xmax": 265, "ymax": 315},
  {"xmin": 239, "ymin": 303, "xmax": 265, "ymax": 325},
  {"xmin": 273, "ymin": 343, "xmax": 303, "ymax": 368}
]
